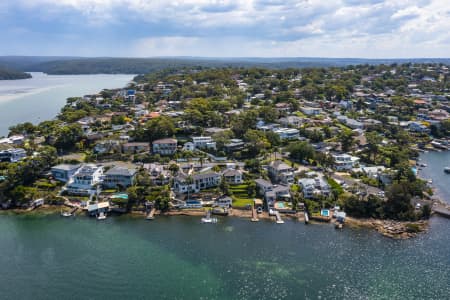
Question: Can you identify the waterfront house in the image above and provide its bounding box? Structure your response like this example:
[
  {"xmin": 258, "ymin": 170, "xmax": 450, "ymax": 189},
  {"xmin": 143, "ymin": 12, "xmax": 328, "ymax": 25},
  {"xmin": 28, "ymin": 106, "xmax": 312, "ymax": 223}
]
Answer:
[
  {"xmin": 214, "ymin": 195, "xmax": 233, "ymax": 208},
  {"xmin": 298, "ymin": 177, "xmax": 330, "ymax": 199},
  {"xmin": 122, "ymin": 142, "xmax": 150, "ymax": 154},
  {"xmin": 173, "ymin": 171, "xmax": 220, "ymax": 194},
  {"xmin": 268, "ymin": 160, "xmax": 295, "ymax": 184},
  {"xmin": 51, "ymin": 164, "xmax": 81, "ymax": 183},
  {"xmin": 103, "ymin": 166, "xmax": 137, "ymax": 189},
  {"xmin": 264, "ymin": 185, "xmax": 291, "ymax": 208},
  {"xmin": 255, "ymin": 179, "xmax": 273, "ymax": 195},
  {"xmin": 65, "ymin": 164, "xmax": 104, "ymax": 196},
  {"xmin": 152, "ymin": 138, "xmax": 178, "ymax": 155},
  {"xmin": 0, "ymin": 148, "xmax": 27, "ymax": 162},
  {"xmin": 221, "ymin": 168, "xmax": 243, "ymax": 185}
]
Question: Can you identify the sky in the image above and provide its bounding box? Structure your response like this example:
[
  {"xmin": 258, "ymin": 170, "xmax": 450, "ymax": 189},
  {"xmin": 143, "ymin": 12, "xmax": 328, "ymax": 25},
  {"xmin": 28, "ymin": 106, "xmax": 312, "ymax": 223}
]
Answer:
[{"xmin": 0, "ymin": 0, "xmax": 449, "ymax": 58}]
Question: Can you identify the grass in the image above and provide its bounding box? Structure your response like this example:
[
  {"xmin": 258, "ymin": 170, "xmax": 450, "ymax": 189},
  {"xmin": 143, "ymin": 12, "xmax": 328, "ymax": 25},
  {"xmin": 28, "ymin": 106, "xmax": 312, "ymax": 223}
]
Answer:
[{"xmin": 230, "ymin": 184, "xmax": 254, "ymax": 208}]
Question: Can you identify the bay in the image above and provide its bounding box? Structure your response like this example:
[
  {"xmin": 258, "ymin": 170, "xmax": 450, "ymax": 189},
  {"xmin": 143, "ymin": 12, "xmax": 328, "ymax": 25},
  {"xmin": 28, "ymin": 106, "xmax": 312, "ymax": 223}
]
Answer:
[
  {"xmin": 0, "ymin": 212, "xmax": 449, "ymax": 300},
  {"xmin": 0, "ymin": 72, "xmax": 134, "ymax": 136}
]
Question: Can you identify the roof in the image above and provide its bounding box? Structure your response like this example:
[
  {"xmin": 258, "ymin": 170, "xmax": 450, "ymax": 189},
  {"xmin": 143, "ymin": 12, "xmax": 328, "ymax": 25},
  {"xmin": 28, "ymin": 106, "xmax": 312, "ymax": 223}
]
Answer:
[
  {"xmin": 88, "ymin": 201, "xmax": 110, "ymax": 212},
  {"xmin": 269, "ymin": 160, "xmax": 291, "ymax": 171},
  {"xmin": 51, "ymin": 164, "xmax": 81, "ymax": 171},
  {"xmin": 222, "ymin": 169, "xmax": 242, "ymax": 176},
  {"xmin": 255, "ymin": 178, "xmax": 272, "ymax": 188},
  {"xmin": 105, "ymin": 166, "xmax": 137, "ymax": 176},
  {"xmin": 153, "ymin": 138, "xmax": 177, "ymax": 144}
]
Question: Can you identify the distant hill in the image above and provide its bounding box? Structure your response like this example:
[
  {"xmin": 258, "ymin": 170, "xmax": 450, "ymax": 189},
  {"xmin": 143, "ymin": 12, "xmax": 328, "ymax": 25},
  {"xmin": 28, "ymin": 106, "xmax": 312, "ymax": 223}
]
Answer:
[
  {"xmin": 0, "ymin": 66, "xmax": 32, "ymax": 80},
  {"xmin": 0, "ymin": 56, "xmax": 449, "ymax": 76}
]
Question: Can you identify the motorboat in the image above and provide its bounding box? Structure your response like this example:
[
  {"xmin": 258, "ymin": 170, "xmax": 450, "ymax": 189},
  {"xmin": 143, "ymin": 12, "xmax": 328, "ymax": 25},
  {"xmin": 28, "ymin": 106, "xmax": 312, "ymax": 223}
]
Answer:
[
  {"xmin": 444, "ymin": 167, "xmax": 450, "ymax": 174},
  {"xmin": 97, "ymin": 212, "xmax": 107, "ymax": 220},
  {"xmin": 201, "ymin": 210, "xmax": 218, "ymax": 223}
]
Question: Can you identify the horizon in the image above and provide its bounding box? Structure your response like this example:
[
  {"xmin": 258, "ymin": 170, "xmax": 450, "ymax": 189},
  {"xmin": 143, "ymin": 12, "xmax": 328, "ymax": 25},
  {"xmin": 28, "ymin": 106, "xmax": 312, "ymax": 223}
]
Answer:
[{"xmin": 0, "ymin": 1, "xmax": 449, "ymax": 58}]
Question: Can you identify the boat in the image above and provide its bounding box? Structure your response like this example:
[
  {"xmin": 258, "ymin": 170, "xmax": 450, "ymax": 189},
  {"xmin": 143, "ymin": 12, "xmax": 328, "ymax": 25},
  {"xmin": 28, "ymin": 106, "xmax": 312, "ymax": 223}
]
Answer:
[
  {"xmin": 61, "ymin": 211, "xmax": 73, "ymax": 217},
  {"xmin": 444, "ymin": 167, "xmax": 450, "ymax": 174},
  {"xmin": 304, "ymin": 212, "xmax": 309, "ymax": 224},
  {"xmin": 201, "ymin": 210, "xmax": 217, "ymax": 224},
  {"xmin": 97, "ymin": 212, "xmax": 107, "ymax": 220},
  {"xmin": 335, "ymin": 222, "xmax": 343, "ymax": 229}
]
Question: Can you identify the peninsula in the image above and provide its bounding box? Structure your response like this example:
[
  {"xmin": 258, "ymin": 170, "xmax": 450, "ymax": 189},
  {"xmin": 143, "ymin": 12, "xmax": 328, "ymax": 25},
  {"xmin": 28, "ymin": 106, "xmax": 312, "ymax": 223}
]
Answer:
[{"xmin": 1, "ymin": 63, "xmax": 449, "ymax": 239}]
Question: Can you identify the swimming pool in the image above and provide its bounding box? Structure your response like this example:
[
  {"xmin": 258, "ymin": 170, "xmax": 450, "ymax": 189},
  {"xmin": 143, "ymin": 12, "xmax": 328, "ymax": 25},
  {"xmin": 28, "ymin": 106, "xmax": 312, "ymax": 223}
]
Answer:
[
  {"xmin": 275, "ymin": 202, "xmax": 286, "ymax": 209},
  {"xmin": 321, "ymin": 209, "xmax": 330, "ymax": 217}
]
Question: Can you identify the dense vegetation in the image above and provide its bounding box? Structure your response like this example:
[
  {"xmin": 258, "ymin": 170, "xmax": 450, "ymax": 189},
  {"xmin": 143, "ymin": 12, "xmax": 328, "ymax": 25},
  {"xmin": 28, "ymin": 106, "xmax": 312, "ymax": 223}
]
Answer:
[
  {"xmin": 0, "ymin": 56, "xmax": 450, "ymax": 75},
  {"xmin": 0, "ymin": 66, "xmax": 31, "ymax": 80}
]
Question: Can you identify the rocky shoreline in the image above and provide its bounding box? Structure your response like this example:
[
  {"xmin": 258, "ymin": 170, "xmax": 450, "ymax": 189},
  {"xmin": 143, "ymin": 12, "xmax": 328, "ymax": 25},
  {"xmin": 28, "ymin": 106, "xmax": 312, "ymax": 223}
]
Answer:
[
  {"xmin": 1, "ymin": 205, "xmax": 430, "ymax": 239},
  {"xmin": 345, "ymin": 217, "xmax": 428, "ymax": 239}
]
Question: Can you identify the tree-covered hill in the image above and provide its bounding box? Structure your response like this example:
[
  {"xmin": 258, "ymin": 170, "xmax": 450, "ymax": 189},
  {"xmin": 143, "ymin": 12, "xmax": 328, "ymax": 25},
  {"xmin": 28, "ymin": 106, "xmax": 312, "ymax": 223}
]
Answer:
[{"xmin": 0, "ymin": 66, "xmax": 32, "ymax": 80}]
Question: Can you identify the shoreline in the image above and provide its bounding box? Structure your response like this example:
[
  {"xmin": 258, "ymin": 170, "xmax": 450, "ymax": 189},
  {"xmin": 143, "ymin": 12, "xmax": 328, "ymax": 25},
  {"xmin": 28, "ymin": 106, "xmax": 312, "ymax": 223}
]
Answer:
[{"xmin": 1, "ymin": 205, "xmax": 430, "ymax": 239}]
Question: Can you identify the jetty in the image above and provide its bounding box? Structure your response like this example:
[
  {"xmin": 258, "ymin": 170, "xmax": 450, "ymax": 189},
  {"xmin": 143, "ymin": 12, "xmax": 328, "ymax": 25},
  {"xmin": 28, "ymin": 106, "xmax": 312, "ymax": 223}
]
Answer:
[
  {"xmin": 274, "ymin": 211, "xmax": 284, "ymax": 224},
  {"xmin": 146, "ymin": 207, "xmax": 156, "ymax": 220},
  {"xmin": 432, "ymin": 205, "xmax": 450, "ymax": 218},
  {"xmin": 251, "ymin": 205, "xmax": 259, "ymax": 222},
  {"xmin": 61, "ymin": 206, "xmax": 78, "ymax": 217}
]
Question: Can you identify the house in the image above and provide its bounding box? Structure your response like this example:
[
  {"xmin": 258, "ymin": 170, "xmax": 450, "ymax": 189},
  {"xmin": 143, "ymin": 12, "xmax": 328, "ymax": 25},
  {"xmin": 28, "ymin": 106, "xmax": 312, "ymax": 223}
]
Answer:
[
  {"xmin": 192, "ymin": 136, "xmax": 216, "ymax": 150},
  {"xmin": 103, "ymin": 166, "xmax": 137, "ymax": 189},
  {"xmin": 224, "ymin": 139, "xmax": 245, "ymax": 152},
  {"xmin": 273, "ymin": 128, "xmax": 300, "ymax": 140},
  {"xmin": 408, "ymin": 122, "xmax": 430, "ymax": 133},
  {"xmin": 214, "ymin": 195, "xmax": 233, "ymax": 208},
  {"xmin": 152, "ymin": 138, "xmax": 178, "ymax": 155},
  {"xmin": 173, "ymin": 172, "xmax": 220, "ymax": 194},
  {"xmin": 279, "ymin": 116, "xmax": 304, "ymax": 127},
  {"xmin": 0, "ymin": 135, "xmax": 25, "ymax": 145},
  {"xmin": 94, "ymin": 140, "xmax": 121, "ymax": 154},
  {"xmin": 0, "ymin": 148, "xmax": 27, "ymax": 162},
  {"xmin": 268, "ymin": 160, "xmax": 294, "ymax": 184},
  {"xmin": 183, "ymin": 142, "xmax": 195, "ymax": 151},
  {"xmin": 65, "ymin": 164, "xmax": 104, "ymax": 195},
  {"xmin": 333, "ymin": 154, "xmax": 360, "ymax": 171},
  {"xmin": 255, "ymin": 179, "xmax": 273, "ymax": 195},
  {"xmin": 51, "ymin": 164, "xmax": 81, "ymax": 182},
  {"xmin": 144, "ymin": 163, "xmax": 170, "ymax": 185},
  {"xmin": 122, "ymin": 142, "xmax": 150, "ymax": 154},
  {"xmin": 265, "ymin": 185, "xmax": 291, "ymax": 208},
  {"xmin": 300, "ymin": 106, "xmax": 322, "ymax": 116},
  {"xmin": 222, "ymin": 168, "xmax": 243, "ymax": 185},
  {"xmin": 298, "ymin": 177, "xmax": 330, "ymax": 199}
]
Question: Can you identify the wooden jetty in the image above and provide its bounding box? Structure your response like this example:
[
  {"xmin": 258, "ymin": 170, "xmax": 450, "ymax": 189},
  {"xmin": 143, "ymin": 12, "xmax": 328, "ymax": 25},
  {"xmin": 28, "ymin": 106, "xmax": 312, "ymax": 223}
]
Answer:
[
  {"xmin": 251, "ymin": 205, "xmax": 259, "ymax": 222},
  {"xmin": 146, "ymin": 207, "xmax": 156, "ymax": 220}
]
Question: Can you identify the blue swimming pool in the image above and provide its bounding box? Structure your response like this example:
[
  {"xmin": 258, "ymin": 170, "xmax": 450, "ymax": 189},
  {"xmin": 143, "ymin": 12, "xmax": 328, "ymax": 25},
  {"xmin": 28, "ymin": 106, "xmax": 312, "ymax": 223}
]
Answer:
[{"xmin": 321, "ymin": 209, "xmax": 330, "ymax": 217}]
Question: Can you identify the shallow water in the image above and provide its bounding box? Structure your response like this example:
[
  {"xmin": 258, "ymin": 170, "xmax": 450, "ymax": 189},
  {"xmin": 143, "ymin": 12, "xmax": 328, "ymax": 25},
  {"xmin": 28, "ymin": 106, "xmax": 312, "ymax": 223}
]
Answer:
[{"xmin": 0, "ymin": 72, "xmax": 134, "ymax": 136}]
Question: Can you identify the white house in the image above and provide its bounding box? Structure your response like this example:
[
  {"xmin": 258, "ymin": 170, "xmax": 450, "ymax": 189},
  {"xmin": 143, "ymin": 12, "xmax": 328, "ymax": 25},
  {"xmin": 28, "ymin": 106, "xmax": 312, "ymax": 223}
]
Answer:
[
  {"xmin": 333, "ymin": 154, "xmax": 360, "ymax": 171},
  {"xmin": 65, "ymin": 164, "xmax": 104, "ymax": 195},
  {"xmin": 273, "ymin": 128, "xmax": 300, "ymax": 140},
  {"xmin": 268, "ymin": 160, "xmax": 295, "ymax": 184},
  {"xmin": 298, "ymin": 177, "xmax": 330, "ymax": 199},
  {"xmin": 0, "ymin": 148, "xmax": 27, "ymax": 162},
  {"xmin": 192, "ymin": 136, "xmax": 216, "ymax": 150},
  {"xmin": 173, "ymin": 172, "xmax": 220, "ymax": 194}
]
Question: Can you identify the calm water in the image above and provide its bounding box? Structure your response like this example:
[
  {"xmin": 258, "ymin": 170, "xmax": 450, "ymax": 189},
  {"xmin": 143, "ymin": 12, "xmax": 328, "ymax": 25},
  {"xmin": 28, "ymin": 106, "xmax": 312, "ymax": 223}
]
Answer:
[
  {"xmin": 0, "ymin": 72, "xmax": 134, "ymax": 136},
  {"xmin": 0, "ymin": 213, "xmax": 449, "ymax": 300},
  {"xmin": 419, "ymin": 150, "xmax": 450, "ymax": 202}
]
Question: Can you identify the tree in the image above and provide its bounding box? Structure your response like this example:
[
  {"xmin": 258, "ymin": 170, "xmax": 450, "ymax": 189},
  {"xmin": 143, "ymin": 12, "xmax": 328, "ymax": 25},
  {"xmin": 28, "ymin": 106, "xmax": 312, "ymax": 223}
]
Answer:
[
  {"xmin": 385, "ymin": 182, "xmax": 416, "ymax": 220},
  {"xmin": 338, "ymin": 129, "xmax": 354, "ymax": 152},
  {"xmin": 365, "ymin": 131, "xmax": 382, "ymax": 162},
  {"xmin": 219, "ymin": 177, "xmax": 231, "ymax": 196},
  {"xmin": 287, "ymin": 141, "xmax": 315, "ymax": 162}
]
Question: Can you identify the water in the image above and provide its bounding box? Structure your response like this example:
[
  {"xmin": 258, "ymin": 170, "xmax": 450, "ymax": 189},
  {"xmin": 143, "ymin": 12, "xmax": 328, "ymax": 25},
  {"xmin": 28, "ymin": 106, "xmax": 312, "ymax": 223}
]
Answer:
[
  {"xmin": 0, "ymin": 213, "xmax": 449, "ymax": 300},
  {"xmin": 419, "ymin": 151, "xmax": 450, "ymax": 202},
  {"xmin": 0, "ymin": 73, "xmax": 134, "ymax": 136}
]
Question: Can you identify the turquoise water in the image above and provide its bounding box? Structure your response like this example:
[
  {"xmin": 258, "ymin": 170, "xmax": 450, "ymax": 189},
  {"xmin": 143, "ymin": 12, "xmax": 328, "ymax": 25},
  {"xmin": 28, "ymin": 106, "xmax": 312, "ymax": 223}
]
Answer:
[
  {"xmin": 0, "ymin": 73, "xmax": 134, "ymax": 136},
  {"xmin": 0, "ymin": 213, "xmax": 449, "ymax": 300}
]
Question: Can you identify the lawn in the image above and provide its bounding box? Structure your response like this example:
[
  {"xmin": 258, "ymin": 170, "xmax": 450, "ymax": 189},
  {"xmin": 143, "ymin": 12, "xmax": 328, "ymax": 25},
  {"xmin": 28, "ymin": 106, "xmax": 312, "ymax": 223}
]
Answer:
[{"xmin": 230, "ymin": 184, "xmax": 254, "ymax": 208}]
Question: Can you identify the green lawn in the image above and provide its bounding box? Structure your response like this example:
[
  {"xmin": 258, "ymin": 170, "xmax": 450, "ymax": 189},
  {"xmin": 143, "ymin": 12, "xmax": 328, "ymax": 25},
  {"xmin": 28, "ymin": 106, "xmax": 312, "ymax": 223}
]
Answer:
[{"xmin": 230, "ymin": 184, "xmax": 253, "ymax": 208}]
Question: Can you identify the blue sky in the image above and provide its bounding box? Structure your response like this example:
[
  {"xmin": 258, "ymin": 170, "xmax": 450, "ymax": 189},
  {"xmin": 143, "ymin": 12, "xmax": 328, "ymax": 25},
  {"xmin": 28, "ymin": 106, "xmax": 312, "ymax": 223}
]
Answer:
[{"xmin": 0, "ymin": 0, "xmax": 449, "ymax": 58}]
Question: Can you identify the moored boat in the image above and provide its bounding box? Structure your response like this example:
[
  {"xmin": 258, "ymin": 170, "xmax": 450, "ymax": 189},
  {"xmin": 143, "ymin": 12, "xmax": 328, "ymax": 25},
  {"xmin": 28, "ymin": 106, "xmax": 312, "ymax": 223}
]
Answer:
[{"xmin": 444, "ymin": 167, "xmax": 450, "ymax": 174}]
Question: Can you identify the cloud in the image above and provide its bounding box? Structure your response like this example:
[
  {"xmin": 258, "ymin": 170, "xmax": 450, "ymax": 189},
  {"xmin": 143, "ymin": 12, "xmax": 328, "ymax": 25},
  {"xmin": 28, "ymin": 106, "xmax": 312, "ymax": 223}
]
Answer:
[{"xmin": 0, "ymin": 0, "xmax": 449, "ymax": 57}]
